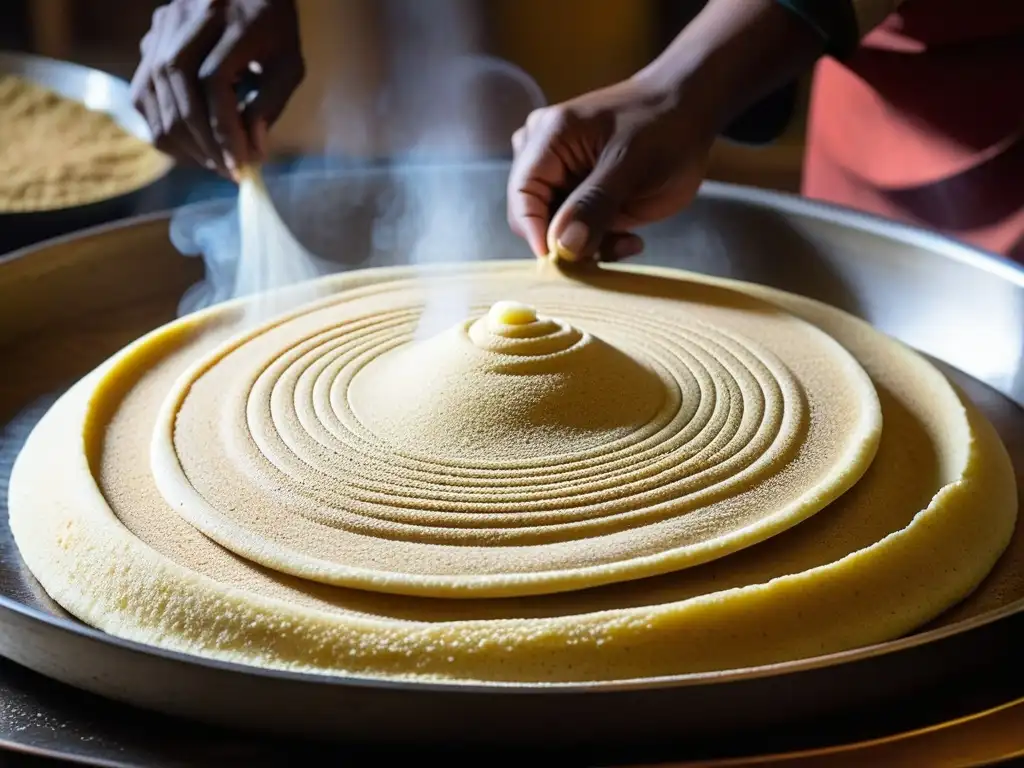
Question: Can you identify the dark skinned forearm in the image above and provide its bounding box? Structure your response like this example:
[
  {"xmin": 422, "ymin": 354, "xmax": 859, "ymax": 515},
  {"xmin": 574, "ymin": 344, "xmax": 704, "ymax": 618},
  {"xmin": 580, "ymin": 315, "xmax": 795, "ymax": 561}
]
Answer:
[{"xmin": 634, "ymin": 0, "xmax": 827, "ymax": 134}]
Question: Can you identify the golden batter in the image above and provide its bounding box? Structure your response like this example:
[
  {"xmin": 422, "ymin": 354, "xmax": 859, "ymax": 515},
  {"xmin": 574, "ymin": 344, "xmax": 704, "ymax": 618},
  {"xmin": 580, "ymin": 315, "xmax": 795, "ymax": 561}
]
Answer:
[
  {"xmin": 0, "ymin": 75, "xmax": 170, "ymax": 212},
  {"xmin": 8, "ymin": 262, "xmax": 1017, "ymax": 683},
  {"xmin": 152, "ymin": 266, "xmax": 881, "ymax": 597}
]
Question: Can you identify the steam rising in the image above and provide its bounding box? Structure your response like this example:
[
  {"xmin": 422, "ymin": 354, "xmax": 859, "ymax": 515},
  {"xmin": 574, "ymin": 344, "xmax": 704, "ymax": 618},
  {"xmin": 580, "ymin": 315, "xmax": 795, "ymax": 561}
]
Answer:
[
  {"xmin": 175, "ymin": 168, "xmax": 334, "ymax": 324},
  {"xmin": 172, "ymin": 0, "xmax": 545, "ymax": 336}
]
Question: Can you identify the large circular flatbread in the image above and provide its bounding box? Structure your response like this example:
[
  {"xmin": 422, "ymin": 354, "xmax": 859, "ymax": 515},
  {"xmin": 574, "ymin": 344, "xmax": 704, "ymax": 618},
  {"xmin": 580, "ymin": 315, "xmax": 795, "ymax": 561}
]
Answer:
[
  {"xmin": 8, "ymin": 262, "xmax": 1016, "ymax": 682},
  {"xmin": 151, "ymin": 264, "xmax": 880, "ymax": 597}
]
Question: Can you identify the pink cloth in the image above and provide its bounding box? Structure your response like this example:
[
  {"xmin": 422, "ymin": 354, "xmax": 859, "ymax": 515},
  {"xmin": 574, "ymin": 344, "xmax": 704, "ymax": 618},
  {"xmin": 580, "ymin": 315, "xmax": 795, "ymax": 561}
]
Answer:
[{"xmin": 802, "ymin": 0, "xmax": 1024, "ymax": 258}]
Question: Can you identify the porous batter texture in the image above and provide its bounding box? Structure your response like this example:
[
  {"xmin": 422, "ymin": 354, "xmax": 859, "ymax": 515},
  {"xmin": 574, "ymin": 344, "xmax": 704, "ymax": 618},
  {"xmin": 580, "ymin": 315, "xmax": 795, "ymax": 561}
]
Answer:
[
  {"xmin": 8, "ymin": 261, "xmax": 1017, "ymax": 683},
  {"xmin": 0, "ymin": 75, "xmax": 170, "ymax": 212}
]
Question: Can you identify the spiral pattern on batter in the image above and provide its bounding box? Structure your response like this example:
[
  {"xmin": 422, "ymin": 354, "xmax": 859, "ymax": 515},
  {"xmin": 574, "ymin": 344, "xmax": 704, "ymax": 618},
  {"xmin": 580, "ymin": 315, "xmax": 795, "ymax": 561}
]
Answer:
[
  {"xmin": 9, "ymin": 261, "xmax": 1017, "ymax": 683},
  {"xmin": 150, "ymin": 270, "xmax": 881, "ymax": 598}
]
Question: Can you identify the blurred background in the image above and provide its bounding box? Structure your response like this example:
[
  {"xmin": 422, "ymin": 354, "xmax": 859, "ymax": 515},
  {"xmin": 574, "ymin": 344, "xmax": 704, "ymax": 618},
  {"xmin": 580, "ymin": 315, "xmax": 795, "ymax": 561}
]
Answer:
[{"xmin": 0, "ymin": 0, "xmax": 810, "ymax": 192}]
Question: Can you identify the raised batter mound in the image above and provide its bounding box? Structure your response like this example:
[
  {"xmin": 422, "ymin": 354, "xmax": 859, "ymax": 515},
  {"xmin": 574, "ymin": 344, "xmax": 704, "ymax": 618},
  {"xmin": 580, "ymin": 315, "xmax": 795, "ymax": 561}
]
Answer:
[
  {"xmin": 0, "ymin": 75, "xmax": 170, "ymax": 212},
  {"xmin": 8, "ymin": 261, "xmax": 1017, "ymax": 683}
]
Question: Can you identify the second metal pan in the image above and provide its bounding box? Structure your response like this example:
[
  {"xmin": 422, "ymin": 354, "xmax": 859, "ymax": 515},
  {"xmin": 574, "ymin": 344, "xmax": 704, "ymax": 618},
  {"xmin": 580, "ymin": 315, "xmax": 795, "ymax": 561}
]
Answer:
[{"xmin": 0, "ymin": 51, "xmax": 174, "ymax": 254}]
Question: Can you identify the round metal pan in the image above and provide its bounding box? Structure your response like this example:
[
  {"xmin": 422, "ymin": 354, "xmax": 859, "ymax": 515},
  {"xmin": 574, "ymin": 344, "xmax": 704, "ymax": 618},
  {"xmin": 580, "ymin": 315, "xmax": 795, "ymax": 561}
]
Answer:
[
  {"xmin": 0, "ymin": 51, "xmax": 174, "ymax": 254},
  {"xmin": 0, "ymin": 164, "xmax": 1022, "ymax": 757}
]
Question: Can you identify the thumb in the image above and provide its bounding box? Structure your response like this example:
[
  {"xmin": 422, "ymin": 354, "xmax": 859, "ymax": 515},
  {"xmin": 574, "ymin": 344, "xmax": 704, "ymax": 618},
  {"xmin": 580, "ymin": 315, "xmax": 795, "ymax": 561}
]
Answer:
[{"xmin": 548, "ymin": 143, "xmax": 643, "ymax": 262}]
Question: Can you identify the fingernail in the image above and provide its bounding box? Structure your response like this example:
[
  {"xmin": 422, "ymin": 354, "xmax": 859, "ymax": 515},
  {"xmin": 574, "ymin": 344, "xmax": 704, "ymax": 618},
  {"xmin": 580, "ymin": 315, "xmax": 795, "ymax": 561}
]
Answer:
[{"xmin": 555, "ymin": 221, "xmax": 589, "ymax": 262}]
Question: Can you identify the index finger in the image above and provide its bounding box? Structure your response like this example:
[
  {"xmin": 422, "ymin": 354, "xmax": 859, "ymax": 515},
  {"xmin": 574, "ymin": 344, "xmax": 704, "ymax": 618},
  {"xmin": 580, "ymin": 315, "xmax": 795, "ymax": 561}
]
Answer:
[
  {"xmin": 505, "ymin": 125, "xmax": 570, "ymax": 258},
  {"xmin": 197, "ymin": 25, "xmax": 251, "ymax": 174},
  {"xmin": 163, "ymin": 0, "xmax": 230, "ymax": 173}
]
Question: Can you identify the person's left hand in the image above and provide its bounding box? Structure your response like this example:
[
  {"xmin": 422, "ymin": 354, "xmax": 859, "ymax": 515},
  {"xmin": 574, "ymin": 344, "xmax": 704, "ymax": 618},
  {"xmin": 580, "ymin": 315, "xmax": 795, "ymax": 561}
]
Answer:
[{"xmin": 506, "ymin": 75, "xmax": 717, "ymax": 263}]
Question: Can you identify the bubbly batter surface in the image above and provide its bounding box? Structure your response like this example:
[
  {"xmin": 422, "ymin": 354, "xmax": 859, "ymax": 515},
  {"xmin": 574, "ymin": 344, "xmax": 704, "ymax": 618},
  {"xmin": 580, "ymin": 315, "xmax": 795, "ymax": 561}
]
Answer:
[{"xmin": 8, "ymin": 262, "xmax": 1017, "ymax": 682}]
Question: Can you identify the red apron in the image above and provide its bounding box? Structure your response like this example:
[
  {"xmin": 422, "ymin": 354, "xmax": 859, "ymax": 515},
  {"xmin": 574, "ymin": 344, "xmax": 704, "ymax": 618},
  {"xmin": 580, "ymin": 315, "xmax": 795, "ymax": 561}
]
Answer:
[{"xmin": 803, "ymin": 0, "xmax": 1024, "ymax": 259}]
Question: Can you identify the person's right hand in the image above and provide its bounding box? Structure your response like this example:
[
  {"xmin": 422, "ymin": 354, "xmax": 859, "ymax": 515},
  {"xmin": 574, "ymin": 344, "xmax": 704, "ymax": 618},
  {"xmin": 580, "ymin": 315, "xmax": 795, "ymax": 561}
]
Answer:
[{"xmin": 130, "ymin": 0, "xmax": 304, "ymax": 177}]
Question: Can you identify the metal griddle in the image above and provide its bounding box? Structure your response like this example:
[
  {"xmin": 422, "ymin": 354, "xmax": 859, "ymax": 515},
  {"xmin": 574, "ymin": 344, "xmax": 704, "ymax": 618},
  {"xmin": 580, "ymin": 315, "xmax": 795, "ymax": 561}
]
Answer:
[{"xmin": 1, "ymin": 164, "xmax": 1023, "ymax": 766}]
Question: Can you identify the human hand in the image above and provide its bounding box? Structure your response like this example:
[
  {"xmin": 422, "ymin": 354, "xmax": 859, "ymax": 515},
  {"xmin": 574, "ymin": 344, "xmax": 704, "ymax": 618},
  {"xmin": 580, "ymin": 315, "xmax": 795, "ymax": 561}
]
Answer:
[
  {"xmin": 130, "ymin": 0, "xmax": 304, "ymax": 177},
  {"xmin": 506, "ymin": 0, "xmax": 826, "ymax": 263},
  {"xmin": 506, "ymin": 76, "xmax": 717, "ymax": 263}
]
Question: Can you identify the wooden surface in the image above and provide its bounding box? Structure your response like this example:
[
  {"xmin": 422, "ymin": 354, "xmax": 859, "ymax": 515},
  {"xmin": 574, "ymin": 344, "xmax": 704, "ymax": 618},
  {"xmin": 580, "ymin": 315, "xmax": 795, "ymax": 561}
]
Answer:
[
  {"xmin": 0, "ymin": 217, "xmax": 200, "ymax": 349},
  {"xmin": 651, "ymin": 698, "xmax": 1024, "ymax": 766},
  {"xmin": 27, "ymin": 0, "xmax": 71, "ymax": 60}
]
